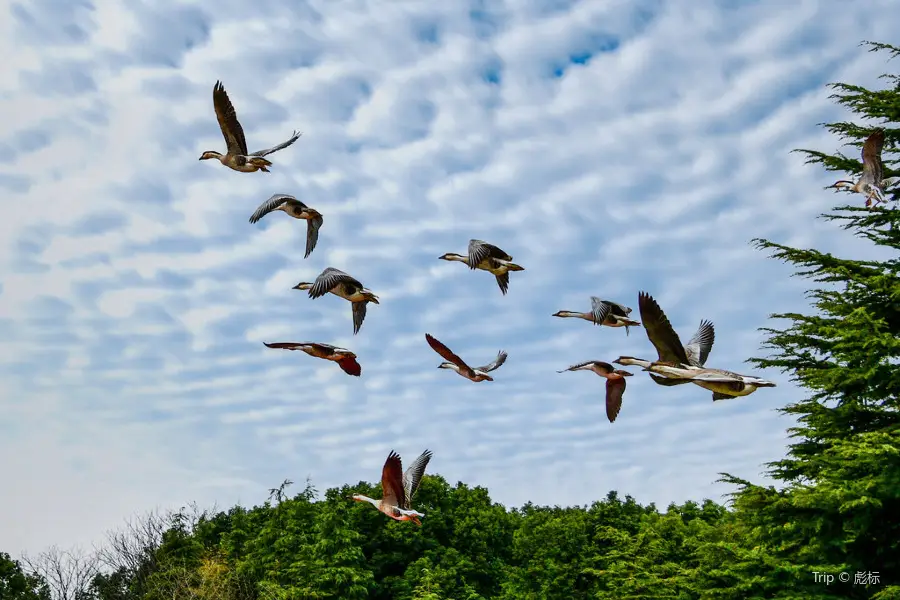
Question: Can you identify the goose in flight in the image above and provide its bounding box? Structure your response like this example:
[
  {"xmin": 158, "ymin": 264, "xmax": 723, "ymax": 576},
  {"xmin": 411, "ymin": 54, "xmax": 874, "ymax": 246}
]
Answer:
[
  {"xmin": 249, "ymin": 194, "xmax": 323, "ymax": 258},
  {"xmin": 425, "ymin": 333, "xmax": 507, "ymax": 382},
  {"xmin": 640, "ymin": 362, "xmax": 776, "ymax": 401},
  {"xmin": 293, "ymin": 268, "xmax": 379, "ymax": 335},
  {"xmin": 552, "ymin": 296, "xmax": 641, "ymax": 335},
  {"xmin": 199, "ymin": 81, "xmax": 301, "ymax": 173},
  {"xmin": 439, "ymin": 239, "xmax": 524, "ymax": 295},
  {"xmin": 557, "ymin": 360, "xmax": 633, "ymax": 423},
  {"xmin": 262, "ymin": 342, "xmax": 361, "ymax": 376},
  {"xmin": 828, "ymin": 129, "xmax": 898, "ymax": 207},
  {"xmin": 615, "ymin": 291, "xmax": 715, "ymax": 386},
  {"xmin": 352, "ymin": 449, "xmax": 433, "ymax": 526}
]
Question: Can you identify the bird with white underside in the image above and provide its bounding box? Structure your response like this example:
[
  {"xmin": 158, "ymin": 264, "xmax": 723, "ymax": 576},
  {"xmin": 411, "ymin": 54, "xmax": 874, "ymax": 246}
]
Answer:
[
  {"xmin": 293, "ymin": 267, "xmax": 379, "ymax": 335},
  {"xmin": 249, "ymin": 194, "xmax": 323, "ymax": 259},
  {"xmin": 439, "ymin": 239, "xmax": 524, "ymax": 295},
  {"xmin": 351, "ymin": 449, "xmax": 433, "ymax": 526},
  {"xmin": 425, "ymin": 333, "xmax": 507, "ymax": 382},
  {"xmin": 199, "ymin": 80, "xmax": 301, "ymax": 173}
]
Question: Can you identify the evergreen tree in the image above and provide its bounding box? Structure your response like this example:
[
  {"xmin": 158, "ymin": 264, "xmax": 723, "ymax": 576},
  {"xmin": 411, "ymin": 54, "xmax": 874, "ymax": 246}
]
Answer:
[
  {"xmin": 0, "ymin": 553, "xmax": 51, "ymax": 600},
  {"xmin": 705, "ymin": 40, "xmax": 900, "ymax": 600}
]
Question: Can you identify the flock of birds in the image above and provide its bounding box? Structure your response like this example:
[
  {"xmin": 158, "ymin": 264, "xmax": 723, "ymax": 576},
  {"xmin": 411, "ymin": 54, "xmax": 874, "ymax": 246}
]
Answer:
[{"xmin": 198, "ymin": 81, "xmax": 893, "ymax": 525}]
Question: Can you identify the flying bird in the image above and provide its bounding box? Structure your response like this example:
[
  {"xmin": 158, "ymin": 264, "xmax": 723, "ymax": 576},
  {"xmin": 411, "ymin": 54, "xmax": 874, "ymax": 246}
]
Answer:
[
  {"xmin": 199, "ymin": 80, "xmax": 301, "ymax": 173},
  {"xmin": 249, "ymin": 194, "xmax": 323, "ymax": 258},
  {"xmin": 557, "ymin": 361, "xmax": 633, "ymax": 423},
  {"xmin": 351, "ymin": 449, "xmax": 433, "ymax": 526},
  {"xmin": 615, "ymin": 291, "xmax": 715, "ymax": 386},
  {"xmin": 293, "ymin": 268, "xmax": 379, "ymax": 335},
  {"xmin": 552, "ymin": 296, "xmax": 641, "ymax": 335},
  {"xmin": 438, "ymin": 239, "xmax": 524, "ymax": 295},
  {"xmin": 639, "ymin": 362, "xmax": 776, "ymax": 401},
  {"xmin": 262, "ymin": 342, "xmax": 361, "ymax": 376},
  {"xmin": 425, "ymin": 333, "xmax": 507, "ymax": 382},
  {"xmin": 827, "ymin": 129, "xmax": 898, "ymax": 207}
]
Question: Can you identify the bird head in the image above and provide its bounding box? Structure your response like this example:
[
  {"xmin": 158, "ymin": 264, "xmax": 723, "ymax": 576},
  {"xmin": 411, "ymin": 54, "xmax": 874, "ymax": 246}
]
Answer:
[{"xmin": 199, "ymin": 151, "xmax": 221, "ymax": 161}]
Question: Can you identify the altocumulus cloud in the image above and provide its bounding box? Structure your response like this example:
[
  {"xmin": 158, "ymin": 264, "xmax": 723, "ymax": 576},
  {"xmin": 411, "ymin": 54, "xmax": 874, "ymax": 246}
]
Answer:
[{"xmin": 1, "ymin": 0, "xmax": 898, "ymax": 555}]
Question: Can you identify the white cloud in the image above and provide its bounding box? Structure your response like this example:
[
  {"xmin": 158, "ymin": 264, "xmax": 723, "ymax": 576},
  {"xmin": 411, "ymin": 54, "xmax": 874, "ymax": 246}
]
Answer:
[{"xmin": 1, "ymin": 0, "xmax": 897, "ymax": 556}]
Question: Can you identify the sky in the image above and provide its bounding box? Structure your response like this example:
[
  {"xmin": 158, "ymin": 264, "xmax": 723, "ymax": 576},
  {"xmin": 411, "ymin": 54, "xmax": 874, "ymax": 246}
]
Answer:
[{"xmin": 1, "ymin": 0, "xmax": 898, "ymax": 558}]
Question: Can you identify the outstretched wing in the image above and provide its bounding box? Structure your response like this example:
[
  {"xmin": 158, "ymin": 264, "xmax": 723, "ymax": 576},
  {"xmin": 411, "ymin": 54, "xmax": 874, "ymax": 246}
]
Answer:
[
  {"xmin": 605, "ymin": 377, "xmax": 626, "ymax": 423},
  {"xmin": 263, "ymin": 342, "xmax": 311, "ymax": 351},
  {"xmin": 380, "ymin": 451, "xmax": 404, "ymax": 508},
  {"xmin": 861, "ymin": 129, "xmax": 885, "ymax": 184},
  {"xmin": 249, "ymin": 194, "xmax": 297, "ymax": 224},
  {"xmin": 605, "ymin": 300, "xmax": 632, "ymax": 317},
  {"xmin": 684, "ymin": 319, "xmax": 715, "ymax": 366},
  {"xmin": 683, "ymin": 370, "xmax": 743, "ymax": 383},
  {"xmin": 337, "ymin": 355, "xmax": 361, "ymax": 377},
  {"xmin": 589, "ymin": 297, "xmax": 612, "ymax": 325},
  {"xmin": 212, "ymin": 81, "xmax": 248, "ymax": 155},
  {"xmin": 351, "ymin": 301, "xmax": 368, "ymax": 335},
  {"xmin": 467, "ymin": 239, "xmax": 510, "ymax": 269},
  {"xmin": 557, "ymin": 360, "xmax": 598, "ymax": 373},
  {"xmin": 637, "ymin": 291, "xmax": 690, "ymax": 365},
  {"xmin": 401, "ymin": 449, "xmax": 433, "ymax": 507},
  {"xmin": 250, "ymin": 130, "xmax": 302, "ymax": 157},
  {"xmin": 305, "ymin": 214, "xmax": 324, "ymax": 259},
  {"xmin": 309, "ymin": 268, "xmax": 361, "ymax": 299},
  {"xmin": 425, "ymin": 333, "xmax": 476, "ymax": 377},
  {"xmin": 476, "ymin": 350, "xmax": 507, "ymax": 373},
  {"xmin": 648, "ymin": 373, "xmax": 690, "ymax": 386}
]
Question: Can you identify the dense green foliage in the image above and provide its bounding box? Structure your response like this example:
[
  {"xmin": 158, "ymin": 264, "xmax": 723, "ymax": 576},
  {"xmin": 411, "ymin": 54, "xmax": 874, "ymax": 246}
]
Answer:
[{"xmin": 6, "ymin": 41, "xmax": 899, "ymax": 600}]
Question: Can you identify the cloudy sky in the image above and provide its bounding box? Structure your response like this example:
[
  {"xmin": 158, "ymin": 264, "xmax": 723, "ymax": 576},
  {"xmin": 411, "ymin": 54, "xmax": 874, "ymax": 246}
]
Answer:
[{"xmin": 1, "ymin": 0, "xmax": 897, "ymax": 557}]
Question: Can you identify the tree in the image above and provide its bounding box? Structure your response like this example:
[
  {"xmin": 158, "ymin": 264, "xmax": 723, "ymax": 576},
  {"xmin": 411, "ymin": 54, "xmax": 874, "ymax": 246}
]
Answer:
[
  {"xmin": 20, "ymin": 546, "xmax": 98, "ymax": 600},
  {"xmin": 0, "ymin": 552, "xmax": 51, "ymax": 600},
  {"xmin": 707, "ymin": 40, "xmax": 900, "ymax": 599}
]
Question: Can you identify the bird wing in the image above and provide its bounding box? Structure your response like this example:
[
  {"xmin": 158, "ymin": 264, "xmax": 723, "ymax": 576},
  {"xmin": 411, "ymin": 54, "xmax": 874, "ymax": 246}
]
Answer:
[
  {"xmin": 305, "ymin": 213, "xmax": 323, "ymax": 259},
  {"xmin": 425, "ymin": 333, "xmax": 476, "ymax": 376},
  {"xmin": 861, "ymin": 129, "xmax": 885, "ymax": 184},
  {"xmin": 263, "ymin": 342, "xmax": 311, "ymax": 351},
  {"xmin": 467, "ymin": 239, "xmax": 509, "ymax": 269},
  {"xmin": 250, "ymin": 130, "xmax": 302, "ymax": 157},
  {"xmin": 351, "ymin": 301, "xmax": 368, "ymax": 335},
  {"xmin": 648, "ymin": 373, "xmax": 690, "ymax": 386},
  {"xmin": 401, "ymin": 449, "xmax": 433, "ymax": 507},
  {"xmin": 683, "ymin": 370, "xmax": 742, "ymax": 383},
  {"xmin": 589, "ymin": 297, "xmax": 613, "ymax": 324},
  {"xmin": 637, "ymin": 291, "xmax": 690, "ymax": 365},
  {"xmin": 605, "ymin": 377, "xmax": 626, "ymax": 423},
  {"xmin": 337, "ymin": 355, "xmax": 361, "ymax": 377},
  {"xmin": 309, "ymin": 268, "xmax": 360, "ymax": 298},
  {"xmin": 605, "ymin": 300, "xmax": 632, "ymax": 317},
  {"xmin": 380, "ymin": 451, "xmax": 404, "ymax": 508},
  {"xmin": 495, "ymin": 271, "xmax": 510, "ymax": 295},
  {"xmin": 212, "ymin": 81, "xmax": 248, "ymax": 155},
  {"xmin": 557, "ymin": 360, "xmax": 598, "ymax": 373},
  {"xmin": 249, "ymin": 194, "xmax": 297, "ymax": 224},
  {"xmin": 684, "ymin": 319, "xmax": 715, "ymax": 366},
  {"xmin": 476, "ymin": 350, "xmax": 508, "ymax": 373}
]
